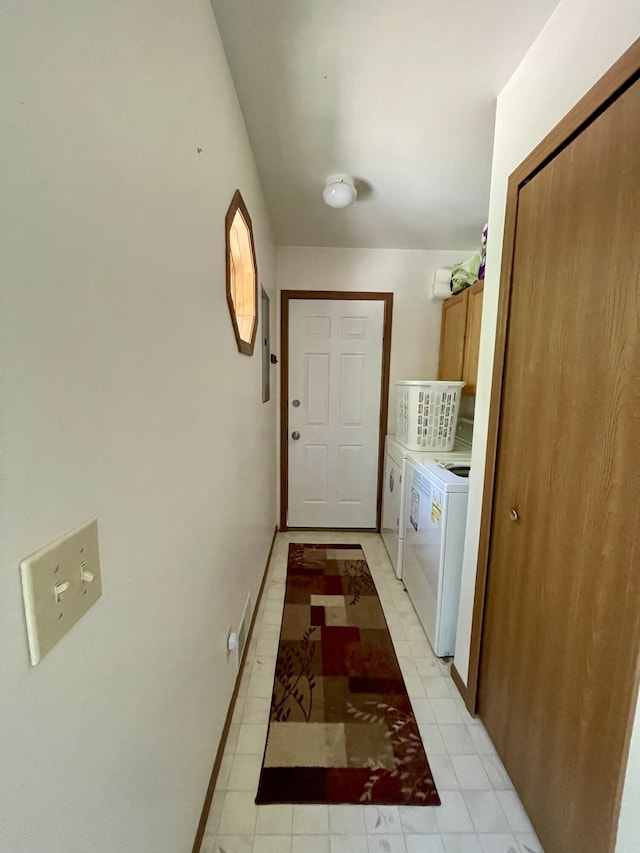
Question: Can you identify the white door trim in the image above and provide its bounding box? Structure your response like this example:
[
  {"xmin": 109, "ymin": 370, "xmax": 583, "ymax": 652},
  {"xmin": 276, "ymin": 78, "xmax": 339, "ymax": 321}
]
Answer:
[{"xmin": 280, "ymin": 290, "xmax": 393, "ymax": 531}]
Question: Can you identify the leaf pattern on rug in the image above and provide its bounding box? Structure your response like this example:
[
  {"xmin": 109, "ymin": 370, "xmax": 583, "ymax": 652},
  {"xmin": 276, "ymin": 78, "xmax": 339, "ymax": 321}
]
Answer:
[
  {"xmin": 341, "ymin": 559, "xmax": 377, "ymax": 605},
  {"xmin": 347, "ymin": 701, "xmax": 438, "ymax": 803},
  {"xmin": 271, "ymin": 626, "xmax": 318, "ymax": 722}
]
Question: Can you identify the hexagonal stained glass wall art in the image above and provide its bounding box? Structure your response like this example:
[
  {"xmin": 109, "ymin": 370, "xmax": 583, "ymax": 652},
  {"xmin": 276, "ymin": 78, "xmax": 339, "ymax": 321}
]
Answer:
[{"xmin": 225, "ymin": 190, "xmax": 257, "ymax": 355}]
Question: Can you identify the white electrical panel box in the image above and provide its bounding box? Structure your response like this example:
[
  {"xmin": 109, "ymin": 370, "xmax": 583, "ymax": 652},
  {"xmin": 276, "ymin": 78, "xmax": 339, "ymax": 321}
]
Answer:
[{"xmin": 20, "ymin": 518, "xmax": 102, "ymax": 665}]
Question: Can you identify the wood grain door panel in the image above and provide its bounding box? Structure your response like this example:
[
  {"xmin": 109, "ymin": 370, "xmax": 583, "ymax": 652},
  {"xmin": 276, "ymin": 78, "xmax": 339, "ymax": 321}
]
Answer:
[
  {"xmin": 438, "ymin": 290, "xmax": 468, "ymax": 382},
  {"xmin": 478, "ymin": 77, "xmax": 640, "ymax": 853}
]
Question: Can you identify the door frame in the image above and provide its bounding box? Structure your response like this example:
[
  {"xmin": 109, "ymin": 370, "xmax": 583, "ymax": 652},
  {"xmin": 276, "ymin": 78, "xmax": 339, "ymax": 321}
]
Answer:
[{"xmin": 280, "ymin": 290, "xmax": 393, "ymax": 531}]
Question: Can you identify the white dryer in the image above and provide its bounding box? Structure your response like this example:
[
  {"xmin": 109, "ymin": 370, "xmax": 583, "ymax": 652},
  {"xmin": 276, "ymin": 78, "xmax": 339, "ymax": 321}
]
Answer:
[
  {"xmin": 381, "ymin": 418, "xmax": 473, "ymax": 580},
  {"xmin": 402, "ymin": 457, "xmax": 470, "ymax": 657}
]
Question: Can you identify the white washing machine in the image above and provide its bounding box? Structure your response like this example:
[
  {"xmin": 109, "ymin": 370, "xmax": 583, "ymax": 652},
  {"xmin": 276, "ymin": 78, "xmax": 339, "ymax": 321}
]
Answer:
[
  {"xmin": 381, "ymin": 418, "xmax": 473, "ymax": 580},
  {"xmin": 402, "ymin": 456, "xmax": 470, "ymax": 657}
]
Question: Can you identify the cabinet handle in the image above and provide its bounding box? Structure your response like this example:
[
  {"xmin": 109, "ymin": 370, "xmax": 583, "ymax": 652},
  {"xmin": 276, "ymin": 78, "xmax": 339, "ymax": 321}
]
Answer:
[
  {"xmin": 292, "ymin": 431, "xmax": 301, "ymax": 440},
  {"xmin": 509, "ymin": 508, "xmax": 519, "ymax": 522}
]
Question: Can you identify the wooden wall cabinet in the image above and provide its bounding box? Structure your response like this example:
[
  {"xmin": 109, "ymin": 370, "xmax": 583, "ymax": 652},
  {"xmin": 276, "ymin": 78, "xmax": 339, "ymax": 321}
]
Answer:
[{"xmin": 437, "ymin": 279, "xmax": 484, "ymax": 395}]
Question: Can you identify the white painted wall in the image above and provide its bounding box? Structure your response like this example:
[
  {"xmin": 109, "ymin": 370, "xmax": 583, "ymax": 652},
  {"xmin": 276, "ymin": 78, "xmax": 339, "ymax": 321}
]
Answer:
[
  {"xmin": 0, "ymin": 3, "xmax": 276, "ymax": 852},
  {"xmin": 449, "ymin": 1, "xmax": 639, "ymax": 848},
  {"xmin": 277, "ymin": 247, "xmax": 473, "ymax": 432}
]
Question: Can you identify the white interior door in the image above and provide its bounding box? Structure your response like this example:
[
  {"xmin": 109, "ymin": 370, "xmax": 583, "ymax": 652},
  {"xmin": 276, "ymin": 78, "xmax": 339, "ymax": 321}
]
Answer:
[{"xmin": 287, "ymin": 298, "xmax": 385, "ymax": 528}]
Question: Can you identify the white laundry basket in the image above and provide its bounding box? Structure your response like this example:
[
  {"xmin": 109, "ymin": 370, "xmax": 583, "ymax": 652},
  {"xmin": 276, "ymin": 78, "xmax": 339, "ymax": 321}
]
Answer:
[{"xmin": 395, "ymin": 380, "xmax": 465, "ymax": 451}]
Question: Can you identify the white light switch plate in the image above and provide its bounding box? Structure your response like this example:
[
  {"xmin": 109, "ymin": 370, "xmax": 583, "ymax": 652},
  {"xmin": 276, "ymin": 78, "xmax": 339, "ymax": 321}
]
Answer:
[{"xmin": 20, "ymin": 518, "xmax": 102, "ymax": 665}]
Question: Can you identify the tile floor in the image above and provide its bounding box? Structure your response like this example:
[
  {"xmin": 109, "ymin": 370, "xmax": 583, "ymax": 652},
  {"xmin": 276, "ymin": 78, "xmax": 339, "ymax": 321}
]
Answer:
[{"xmin": 201, "ymin": 532, "xmax": 545, "ymax": 853}]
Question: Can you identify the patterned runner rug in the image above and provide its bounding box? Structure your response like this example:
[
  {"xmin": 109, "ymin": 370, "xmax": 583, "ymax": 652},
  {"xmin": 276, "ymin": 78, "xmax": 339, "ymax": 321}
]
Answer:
[{"xmin": 255, "ymin": 543, "xmax": 440, "ymax": 806}]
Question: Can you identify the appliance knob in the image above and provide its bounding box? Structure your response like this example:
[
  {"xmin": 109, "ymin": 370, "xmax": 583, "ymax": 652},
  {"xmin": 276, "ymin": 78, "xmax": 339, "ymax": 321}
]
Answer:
[{"xmin": 292, "ymin": 431, "xmax": 301, "ymax": 440}]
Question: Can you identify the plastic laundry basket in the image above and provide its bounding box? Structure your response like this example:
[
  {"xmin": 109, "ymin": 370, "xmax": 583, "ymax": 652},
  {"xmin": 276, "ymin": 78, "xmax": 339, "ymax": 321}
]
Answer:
[{"xmin": 395, "ymin": 380, "xmax": 465, "ymax": 451}]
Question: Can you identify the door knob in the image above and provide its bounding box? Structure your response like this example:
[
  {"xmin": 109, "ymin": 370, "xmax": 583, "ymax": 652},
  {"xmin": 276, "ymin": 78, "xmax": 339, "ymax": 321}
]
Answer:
[
  {"xmin": 292, "ymin": 399, "xmax": 300, "ymax": 407},
  {"xmin": 291, "ymin": 431, "xmax": 301, "ymax": 440},
  {"xmin": 509, "ymin": 508, "xmax": 519, "ymax": 521}
]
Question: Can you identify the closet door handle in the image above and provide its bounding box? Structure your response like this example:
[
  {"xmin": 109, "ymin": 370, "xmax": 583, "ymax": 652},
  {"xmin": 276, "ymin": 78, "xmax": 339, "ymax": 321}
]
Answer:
[{"xmin": 292, "ymin": 431, "xmax": 301, "ymax": 440}]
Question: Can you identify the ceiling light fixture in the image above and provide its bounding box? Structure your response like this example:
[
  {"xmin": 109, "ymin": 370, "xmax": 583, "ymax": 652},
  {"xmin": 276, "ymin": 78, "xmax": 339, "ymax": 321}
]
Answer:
[{"xmin": 322, "ymin": 174, "xmax": 357, "ymax": 209}]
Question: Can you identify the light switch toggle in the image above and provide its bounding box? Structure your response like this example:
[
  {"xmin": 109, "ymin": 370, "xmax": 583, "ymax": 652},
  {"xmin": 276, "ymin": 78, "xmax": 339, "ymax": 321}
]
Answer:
[
  {"xmin": 81, "ymin": 564, "xmax": 95, "ymax": 583},
  {"xmin": 54, "ymin": 580, "xmax": 70, "ymax": 602}
]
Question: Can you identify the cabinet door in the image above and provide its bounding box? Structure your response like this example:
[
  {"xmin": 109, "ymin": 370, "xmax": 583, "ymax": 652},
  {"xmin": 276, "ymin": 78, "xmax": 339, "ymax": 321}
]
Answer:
[
  {"xmin": 462, "ymin": 280, "xmax": 484, "ymax": 394},
  {"xmin": 437, "ymin": 290, "xmax": 468, "ymax": 382}
]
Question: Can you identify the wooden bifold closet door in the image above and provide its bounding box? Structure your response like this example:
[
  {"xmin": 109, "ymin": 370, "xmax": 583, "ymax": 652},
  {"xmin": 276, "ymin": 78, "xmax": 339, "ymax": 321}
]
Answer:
[{"xmin": 478, "ymin": 75, "xmax": 640, "ymax": 853}]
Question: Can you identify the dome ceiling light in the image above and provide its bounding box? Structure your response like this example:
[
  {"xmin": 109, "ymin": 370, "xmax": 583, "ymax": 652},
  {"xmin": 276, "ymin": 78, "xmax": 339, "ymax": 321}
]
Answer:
[{"xmin": 322, "ymin": 174, "xmax": 357, "ymax": 209}]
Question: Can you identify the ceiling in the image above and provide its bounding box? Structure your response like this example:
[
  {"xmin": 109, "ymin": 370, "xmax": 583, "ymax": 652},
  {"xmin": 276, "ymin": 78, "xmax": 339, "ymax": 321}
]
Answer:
[{"xmin": 210, "ymin": 0, "xmax": 560, "ymax": 250}]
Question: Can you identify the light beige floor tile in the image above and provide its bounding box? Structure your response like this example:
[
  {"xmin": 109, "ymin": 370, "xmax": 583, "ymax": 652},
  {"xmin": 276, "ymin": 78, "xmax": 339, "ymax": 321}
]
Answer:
[
  {"xmin": 330, "ymin": 836, "xmax": 368, "ymax": 853},
  {"xmin": 451, "ymin": 755, "xmax": 493, "ymax": 790},
  {"xmin": 477, "ymin": 833, "xmax": 519, "ymax": 853},
  {"xmin": 480, "ymin": 755, "xmax": 513, "ymax": 791},
  {"xmin": 398, "ymin": 657, "xmax": 419, "ymax": 678},
  {"xmin": 251, "ymin": 655, "xmax": 276, "ymax": 678},
  {"xmin": 409, "ymin": 638, "xmax": 434, "ymax": 657},
  {"xmin": 452, "ymin": 697, "xmax": 477, "ymax": 725},
  {"xmin": 434, "ymin": 791, "xmax": 475, "ymax": 833},
  {"xmin": 292, "ymin": 836, "xmax": 330, "ymax": 853},
  {"xmin": 227, "ymin": 753, "xmax": 262, "ymax": 791},
  {"xmin": 515, "ymin": 831, "xmax": 544, "ymax": 852},
  {"xmin": 495, "ymin": 791, "xmax": 535, "ymax": 834},
  {"xmin": 208, "ymin": 835, "xmax": 253, "ymax": 853},
  {"xmin": 404, "ymin": 624, "xmax": 429, "ymax": 642},
  {"xmin": 429, "ymin": 754, "xmax": 461, "ymax": 790},
  {"xmin": 467, "ymin": 725, "xmax": 498, "ymax": 756},
  {"xmin": 405, "ymin": 835, "xmax": 445, "ymax": 852},
  {"xmin": 430, "ymin": 698, "xmax": 463, "ymax": 725},
  {"xmin": 256, "ymin": 636, "xmax": 280, "ymax": 655},
  {"xmin": 242, "ymin": 697, "xmax": 271, "ymax": 725},
  {"xmin": 329, "ymin": 805, "xmax": 366, "ymax": 834},
  {"xmin": 439, "ymin": 725, "xmax": 477, "ymax": 756},
  {"xmin": 203, "ymin": 790, "xmax": 225, "ymax": 836},
  {"xmin": 217, "ymin": 753, "xmax": 234, "ymax": 789},
  {"xmin": 392, "ymin": 640, "xmax": 412, "ymax": 658},
  {"xmin": 367, "ymin": 834, "xmax": 408, "ymax": 852},
  {"xmin": 235, "ymin": 723, "xmax": 268, "ymax": 754},
  {"xmin": 224, "ymin": 721, "xmax": 241, "ymax": 755},
  {"xmin": 292, "ymin": 804, "xmax": 330, "ymax": 834},
  {"xmin": 231, "ymin": 697, "xmax": 247, "ymax": 725},
  {"xmin": 419, "ymin": 724, "xmax": 447, "ymax": 755},
  {"xmin": 463, "ymin": 791, "xmax": 510, "ymax": 834},
  {"xmin": 246, "ymin": 673, "xmax": 274, "ymax": 699},
  {"xmin": 415, "ymin": 657, "xmax": 441, "ymax": 677},
  {"xmin": 404, "ymin": 675, "xmax": 427, "ymax": 699},
  {"xmin": 411, "ymin": 697, "xmax": 435, "ymax": 724},
  {"xmin": 257, "ymin": 623, "xmax": 281, "ymax": 639},
  {"xmin": 441, "ymin": 834, "xmax": 483, "ymax": 852},
  {"xmin": 363, "ymin": 805, "xmax": 401, "ymax": 834},
  {"xmin": 398, "ymin": 805, "xmax": 438, "ymax": 834},
  {"xmin": 262, "ymin": 609, "xmax": 283, "ymax": 625},
  {"xmin": 218, "ymin": 791, "xmax": 258, "ymax": 835},
  {"xmin": 255, "ymin": 804, "xmax": 293, "ymax": 834},
  {"xmin": 252, "ymin": 835, "xmax": 292, "ymax": 853},
  {"xmin": 423, "ymin": 677, "xmax": 453, "ymax": 699}
]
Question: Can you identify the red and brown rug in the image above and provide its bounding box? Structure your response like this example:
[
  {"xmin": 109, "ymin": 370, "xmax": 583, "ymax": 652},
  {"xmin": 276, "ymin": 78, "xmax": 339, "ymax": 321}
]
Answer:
[{"xmin": 255, "ymin": 543, "xmax": 440, "ymax": 806}]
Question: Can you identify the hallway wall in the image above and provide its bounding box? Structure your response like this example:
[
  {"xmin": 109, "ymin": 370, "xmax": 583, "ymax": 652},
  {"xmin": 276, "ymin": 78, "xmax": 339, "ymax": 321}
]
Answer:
[{"xmin": 0, "ymin": 2, "xmax": 277, "ymax": 852}]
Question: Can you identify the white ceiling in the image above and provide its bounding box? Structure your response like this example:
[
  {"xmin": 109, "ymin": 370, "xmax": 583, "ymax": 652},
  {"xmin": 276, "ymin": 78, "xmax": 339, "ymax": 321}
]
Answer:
[{"xmin": 210, "ymin": 0, "xmax": 559, "ymax": 250}]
